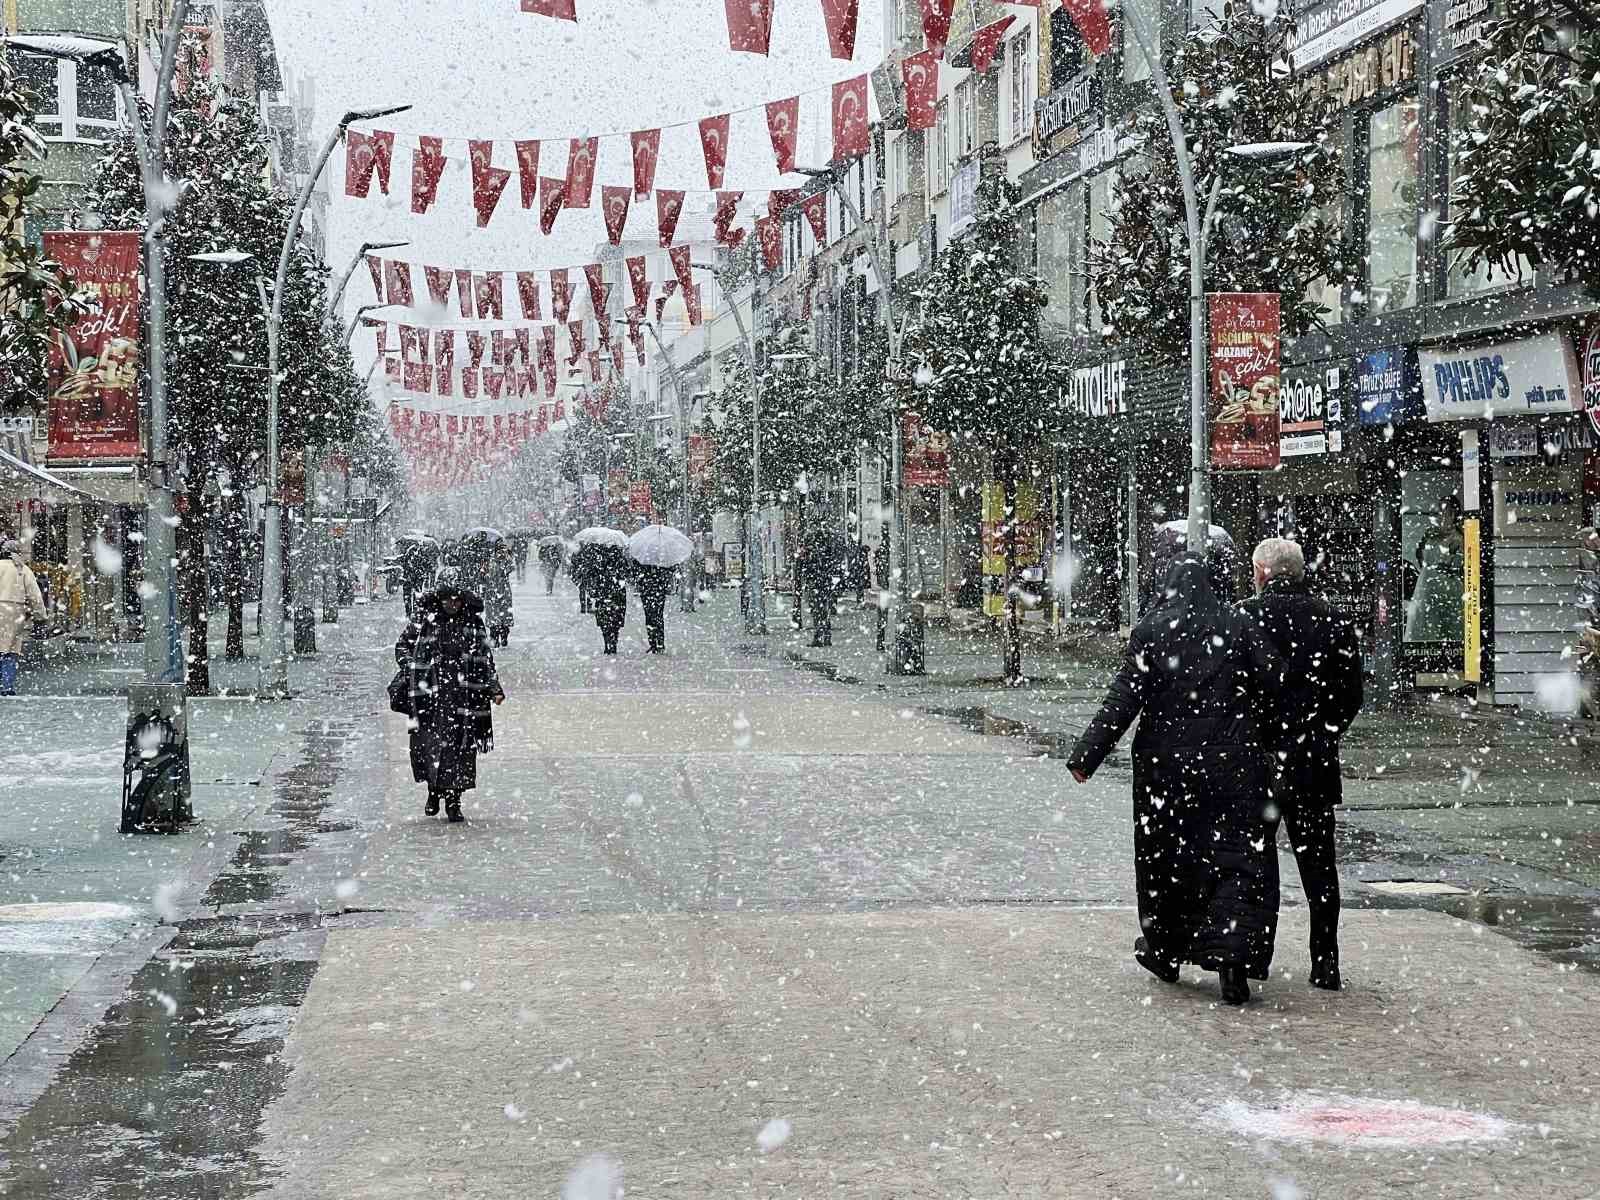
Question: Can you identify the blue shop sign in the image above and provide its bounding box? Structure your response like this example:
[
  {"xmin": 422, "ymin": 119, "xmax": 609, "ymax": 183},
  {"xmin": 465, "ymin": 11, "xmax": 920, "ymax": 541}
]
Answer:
[{"xmin": 1356, "ymin": 346, "xmax": 1423, "ymax": 424}]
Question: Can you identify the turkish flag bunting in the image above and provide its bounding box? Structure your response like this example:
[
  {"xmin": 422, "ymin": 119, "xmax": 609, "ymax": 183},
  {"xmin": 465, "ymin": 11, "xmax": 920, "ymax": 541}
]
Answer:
[
  {"xmin": 551, "ymin": 268, "xmax": 572, "ymax": 322},
  {"xmin": 769, "ymin": 188, "xmax": 801, "ymax": 221},
  {"xmin": 596, "ymin": 307, "xmax": 613, "ymax": 348},
  {"xmin": 483, "ymin": 367, "xmax": 503, "ymax": 400},
  {"xmin": 714, "ymin": 191, "xmax": 745, "ymax": 246},
  {"xmin": 568, "ymin": 321, "xmax": 586, "ymax": 363},
  {"xmin": 765, "ymin": 97, "xmax": 799, "ymax": 172},
  {"xmin": 587, "ymin": 351, "xmax": 602, "ymax": 382},
  {"xmin": 455, "ymin": 270, "xmax": 474, "ymax": 317},
  {"xmin": 385, "ymin": 357, "xmax": 401, "ymax": 383},
  {"xmin": 345, "ymin": 129, "xmax": 393, "ymax": 197},
  {"xmin": 685, "ymin": 284, "xmax": 703, "ymax": 327},
  {"xmin": 516, "ymin": 327, "xmax": 532, "ymax": 364},
  {"xmin": 367, "ymin": 320, "xmax": 389, "ymax": 355},
  {"xmin": 435, "ymin": 330, "xmax": 455, "ymax": 397},
  {"xmin": 554, "ymin": 393, "xmax": 566, "ymax": 422},
  {"xmin": 398, "ymin": 324, "xmax": 423, "ymax": 361},
  {"xmin": 469, "ymin": 141, "xmax": 511, "ymax": 227},
  {"xmin": 818, "ymin": 0, "xmax": 858, "ymax": 59},
  {"xmin": 474, "ymin": 272, "xmax": 504, "ymax": 320},
  {"xmin": 663, "ymin": 278, "xmax": 679, "ymax": 299},
  {"xmin": 601, "ymin": 185, "xmax": 631, "ymax": 245},
  {"xmin": 535, "ymin": 405, "xmax": 549, "ymax": 434},
  {"xmin": 657, "ymin": 189, "xmax": 685, "ymax": 247},
  {"xmin": 655, "ymin": 296, "xmax": 668, "ymax": 324},
  {"xmin": 724, "ymin": 0, "xmax": 773, "ymax": 52},
  {"xmin": 405, "ymin": 360, "xmax": 431, "ymax": 394},
  {"xmin": 539, "ymin": 176, "xmax": 566, "ymax": 234},
  {"xmin": 424, "ymin": 265, "xmax": 453, "ymax": 309},
  {"xmin": 668, "ymin": 244, "xmax": 694, "ymax": 296},
  {"xmin": 611, "ymin": 335, "xmax": 624, "ymax": 374},
  {"xmin": 903, "ymin": 50, "xmax": 939, "ymax": 130},
  {"xmin": 800, "ymin": 192, "xmax": 828, "ymax": 243},
  {"xmin": 411, "ymin": 136, "xmax": 447, "ymax": 214},
  {"xmin": 514, "ymin": 140, "xmax": 540, "ymax": 208},
  {"xmin": 832, "ymin": 75, "xmax": 870, "ymax": 161},
  {"xmin": 465, "ymin": 367, "xmax": 481, "ymax": 398},
  {"xmin": 625, "ymin": 307, "xmax": 646, "ymax": 365},
  {"xmin": 630, "ymin": 129, "xmax": 661, "ymax": 199},
  {"xmin": 755, "ymin": 215, "xmax": 782, "ymax": 270},
  {"xmin": 968, "ymin": 16, "xmax": 1013, "ymax": 73},
  {"xmin": 1059, "ymin": 0, "xmax": 1112, "ymax": 56},
  {"xmin": 583, "ymin": 263, "xmax": 607, "ymax": 314},
  {"xmin": 517, "ymin": 272, "xmax": 542, "ymax": 320},
  {"xmin": 521, "ymin": 0, "xmax": 576, "ymax": 19},
  {"xmin": 919, "ymin": 0, "xmax": 953, "ymax": 55},
  {"xmin": 539, "ymin": 327, "xmax": 558, "ymax": 394},
  {"xmin": 698, "ymin": 114, "xmax": 730, "ymax": 190},
  {"xmin": 466, "ymin": 331, "xmax": 486, "ymax": 367},
  {"xmin": 565, "ymin": 137, "xmax": 598, "ymax": 208},
  {"xmin": 626, "ymin": 255, "xmax": 651, "ymax": 308},
  {"xmin": 365, "ymin": 255, "xmax": 384, "ymax": 301},
  {"xmin": 384, "ymin": 259, "xmax": 414, "ymax": 307},
  {"xmin": 492, "ymin": 330, "xmax": 513, "ymax": 366}
]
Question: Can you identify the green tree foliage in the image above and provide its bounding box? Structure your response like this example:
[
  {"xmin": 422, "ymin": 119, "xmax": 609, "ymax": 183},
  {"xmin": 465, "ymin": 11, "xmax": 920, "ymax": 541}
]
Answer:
[
  {"xmin": 1089, "ymin": 10, "xmax": 1354, "ymax": 357},
  {"xmin": 1447, "ymin": 0, "xmax": 1600, "ymax": 291}
]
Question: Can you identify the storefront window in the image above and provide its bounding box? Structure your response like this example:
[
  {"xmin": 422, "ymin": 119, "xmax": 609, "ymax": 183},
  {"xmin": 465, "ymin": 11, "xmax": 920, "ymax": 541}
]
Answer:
[
  {"xmin": 1366, "ymin": 98, "xmax": 1421, "ymax": 315},
  {"xmin": 1036, "ymin": 183, "xmax": 1084, "ymax": 332},
  {"xmin": 1401, "ymin": 473, "xmax": 1463, "ymax": 647},
  {"xmin": 1446, "ymin": 83, "xmax": 1531, "ymax": 297}
]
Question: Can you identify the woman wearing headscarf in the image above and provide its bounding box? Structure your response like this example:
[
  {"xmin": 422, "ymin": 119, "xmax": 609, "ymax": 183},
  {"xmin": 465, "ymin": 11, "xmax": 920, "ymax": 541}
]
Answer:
[{"xmin": 1067, "ymin": 556, "xmax": 1283, "ymax": 1004}]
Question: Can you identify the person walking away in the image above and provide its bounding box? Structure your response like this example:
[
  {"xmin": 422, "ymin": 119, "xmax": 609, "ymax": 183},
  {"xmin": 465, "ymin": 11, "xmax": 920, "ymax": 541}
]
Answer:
[
  {"xmin": 851, "ymin": 540, "xmax": 870, "ymax": 604},
  {"xmin": 1240, "ymin": 537, "xmax": 1363, "ymax": 990},
  {"xmin": 571, "ymin": 543, "xmax": 596, "ymax": 613},
  {"xmin": 1067, "ymin": 556, "xmax": 1284, "ymax": 1004},
  {"xmin": 873, "ymin": 531, "xmax": 891, "ymax": 651},
  {"xmin": 395, "ymin": 584, "xmax": 505, "ymax": 822},
  {"xmin": 635, "ymin": 562, "xmax": 674, "ymax": 653},
  {"xmin": 590, "ymin": 545, "xmax": 630, "ymax": 654},
  {"xmin": 799, "ymin": 521, "xmax": 840, "ymax": 647},
  {"xmin": 0, "ymin": 541, "xmax": 45, "ymax": 696},
  {"xmin": 483, "ymin": 546, "xmax": 515, "ymax": 647},
  {"xmin": 510, "ymin": 534, "xmax": 530, "ymax": 585},
  {"xmin": 539, "ymin": 540, "xmax": 563, "ymax": 595}
]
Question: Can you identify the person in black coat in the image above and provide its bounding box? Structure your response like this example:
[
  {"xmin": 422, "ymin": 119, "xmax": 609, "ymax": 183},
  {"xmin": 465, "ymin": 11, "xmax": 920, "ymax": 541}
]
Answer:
[
  {"xmin": 589, "ymin": 545, "xmax": 630, "ymax": 655},
  {"xmin": 634, "ymin": 563, "xmax": 674, "ymax": 653},
  {"xmin": 1240, "ymin": 537, "xmax": 1364, "ymax": 990},
  {"xmin": 1067, "ymin": 556, "xmax": 1284, "ymax": 1004},
  {"xmin": 800, "ymin": 522, "xmax": 845, "ymax": 647},
  {"xmin": 395, "ymin": 586, "xmax": 505, "ymax": 822}
]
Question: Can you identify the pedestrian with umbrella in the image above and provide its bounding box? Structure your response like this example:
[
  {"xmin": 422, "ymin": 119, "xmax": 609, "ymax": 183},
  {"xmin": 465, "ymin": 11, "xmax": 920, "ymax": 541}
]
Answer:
[
  {"xmin": 627, "ymin": 524, "xmax": 694, "ymax": 654},
  {"xmin": 394, "ymin": 583, "xmax": 505, "ymax": 823},
  {"xmin": 577, "ymin": 528, "xmax": 631, "ymax": 653},
  {"xmin": 460, "ymin": 528, "xmax": 514, "ymax": 647},
  {"xmin": 397, "ymin": 532, "xmax": 439, "ymax": 619},
  {"xmin": 537, "ymin": 535, "xmax": 565, "ymax": 596},
  {"xmin": 1067, "ymin": 555, "xmax": 1284, "ymax": 1005}
]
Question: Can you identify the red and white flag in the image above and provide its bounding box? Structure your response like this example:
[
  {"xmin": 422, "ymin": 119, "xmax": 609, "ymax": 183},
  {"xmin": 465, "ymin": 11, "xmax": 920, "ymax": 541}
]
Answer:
[
  {"xmin": 466, "ymin": 330, "xmax": 486, "ymax": 367},
  {"xmin": 819, "ymin": 0, "xmax": 858, "ymax": 59},
  {"xmin": 685, "ymin": 283, "xmax": 704, "ymax": 327},
  {"xmin": 765, "ymin": 96, "xmax": 799, "ymax": 172},
  {"xmin": 434, "ymin": 329, "xmax": 456, "ymax": 397},
  {"xmin": 583, "ymin": 263, "xmax": 607, "ymax": 314},
  {"xmin": 755, "ymin": 215, "xmax": 782, "ymax": 270},
  {"xmin": 657, "ymin": 189, "xmax": 685, "ymax": 247},
  {"xmin": 625, "ymin": 306, "xmax": 646, "ymax": 365},
  {"xmin": 968, "ymin": 15, "xmax": 1013, "ymax": 73},
  {"xmin": 521, "ymin": 0, "xmax": 576, "ymax": 19},
  {"xmin": 668, "ymin": 244, "xmax": 694, "ymax": 296},
  {"xmin": 831, "ymin": 75, "xmax": 870, "ymax": 160},
  {"xmin": 517, "ymin": 272, "xmax": 542, "ymax": 320},
  {"xmin": 626, "ymin": 255, "xmax": 651, "ymax": 308},
  {"xmin": 411, "ymin": 136, "xmax": 446, "ymax": 214},
  {"xmin": 365, "ymin": 255, "xmax": 384, "ymax": 301},
  {"xmin": 474, "ymin": 272, "xmax": 504, "ymax": 320},
  {"xmin": 469, "ymin": 140, "xmax": 511, "ymax": 226},
  {"xmin": 384, "ymin": 259, "xmax": 414, "ymax": 307},
  {"xmin": 345, "ymin": 129, "xmax": 394, "ymax": 197},
  {"xmin": 587, "ymin": 350, "xmax": 603, "ymax": 382},
  {"xmin": 799, "ymin": 191, "xmax": 828, "ymax": 243},
  {"xmin": 516, "ymin": 327, "xmax": 532, "ymax": 364},
  {"xmin": 714, "ymin": 191, "xmax": 745, "ymax": 246},
  {"xmin": 424, "ymin": 265, "xmax": 453, "ymax": 309},
  {"xmin": 698, "ymin": 114, "xmax": 731, "ymax": 190},
  {"xmin": 568, "ymin": 321, "xmax": 587, "ymax": 363},
  {"xmin": 724, "ymin": 0, "xmax": 773, "ymax": 52},
  {"xmin": 1059, "ymin": 0, "xmax": 1112, "ymax": 56},
  {"xmin": 551, "ymin": 269, "xmax": 572, "ymax": 322},
  {"xmin": 539, "ymin": 175, "xmax": 566, "ymax": 234},
  {"xmin": 611, "ymin": 335, "xmax": 625, "ymax": 374},
  {"xmin": 515, "ymin": 140, "xmax": 540, "ymax": 208},
  {"xmin": 601, "ymin": 185, "xmax": 631, "ymax": 245},
  {"xmin": 630, "ymin": 129, "xmax": 660, "ymax": 198},
  {"xmin": 565, "ymin": 137, "xmax": 598, "ymax": 208},
  {"xmin": 455, "ymin": 270, "xmax": 474, "ymax": 318},
  {"xmin": 919, "ymin": 0, "xmax": 953, "ymax": 55},
  {"xmin": 903, "ymin": 50, "xmax": 938, "ymax": 130},
  {"xmin": 769, "ymin": 188, "xmax": 801, "ymax": 221}
]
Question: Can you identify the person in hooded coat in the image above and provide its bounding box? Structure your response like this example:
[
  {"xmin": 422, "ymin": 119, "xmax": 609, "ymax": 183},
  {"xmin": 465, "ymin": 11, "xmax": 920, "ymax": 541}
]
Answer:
[
  {"xmin": 590, "ymin": 545, "xmax": 630, "ymax": 655},
  {"xmin": 395, "ymin": 585, "xmax": 505, "ymax": 822},
  {"xmin": 1067, "ymin": 556, "xmax": 1284, "ymax": 1004}
]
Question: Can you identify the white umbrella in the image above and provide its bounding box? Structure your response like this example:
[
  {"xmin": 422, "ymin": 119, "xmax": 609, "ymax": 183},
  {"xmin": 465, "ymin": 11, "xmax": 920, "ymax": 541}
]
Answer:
[
  {"xmin": 628, "ymin": 524, "xmax": 695, "ymax": 568},
  {"xmin": 575, "ymin": 526, "xmax": 630, "ymax": 548},
  {"xmin": 537, "ymin": 534, "xmax": 565, "ymax": 548}
]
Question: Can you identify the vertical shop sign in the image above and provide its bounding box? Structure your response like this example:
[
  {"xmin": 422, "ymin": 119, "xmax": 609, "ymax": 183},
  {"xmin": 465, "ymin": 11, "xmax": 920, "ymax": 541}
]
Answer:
[
  {"xmin": 687, "ymin": 434, "xmax": 713, "ymax": 481},
  {"xmin": 901, "ymin": 413, "xmax": 949, "ymax": 486},
  {"xmin": 1462, "ymin": 517, "xmax": 1481, "ymax": 683},
  {"xmin": 1583, "ymin": 322, "xmax": 1600, "ymax": 438},
  {"xmin": 44, "ymin": 231, "xmax": 142, "ymax": 461},
  {"xmin": 980, "ymin": 481, "xmax": 1041, "ymax": 617},
  {"xmin": 1208, "ymin": 293, "xmax": 1281, "ymax": 471}
]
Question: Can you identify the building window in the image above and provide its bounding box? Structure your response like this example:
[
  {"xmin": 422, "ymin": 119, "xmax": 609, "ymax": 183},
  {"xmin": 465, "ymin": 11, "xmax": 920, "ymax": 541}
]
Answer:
[
  {"xmin": 1008, "ymin": 29, "xmax": 1033, "ymax": 146},
  {"xmin": 931, "ymin": 100, "xmax": 951, "ymax": 195},
  {"xmin": 15, "ymin": 55, "xmax": 62, "ymax": 134},
  {"xmin": 1365, "ymin": 96, "xmax": 1421, "ymax": 315},
  {"xmin": 954, "ymin": 78, "xmax": 977, "ymax": 159},
  {"xmin": 1036, "ymin": 182, "xmax": 1085, "ymax": 331},
  {"xmin": 1445, "ymin": 82, "xmax": 1530, "ymax": 298},
  {"xmin": 14, "ymin": 53, "xmax": 119, "ymax": 141}
]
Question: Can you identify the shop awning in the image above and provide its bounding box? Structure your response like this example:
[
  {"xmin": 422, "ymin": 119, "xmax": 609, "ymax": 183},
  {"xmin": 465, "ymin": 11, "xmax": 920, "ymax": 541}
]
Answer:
[
  {"xmin": 0, "ymin": 448, "xmax": 92, "ymax": 504},
  {"xmin": 34, "ymin": 462, "xmax": 145, "ymax": 505}
]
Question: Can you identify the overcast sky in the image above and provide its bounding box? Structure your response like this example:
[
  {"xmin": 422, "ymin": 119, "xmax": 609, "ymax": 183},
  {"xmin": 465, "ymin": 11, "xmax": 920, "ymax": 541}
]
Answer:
[{"xmin": 265, "ymin": 0, "xmax": 880, "ymax": 366}]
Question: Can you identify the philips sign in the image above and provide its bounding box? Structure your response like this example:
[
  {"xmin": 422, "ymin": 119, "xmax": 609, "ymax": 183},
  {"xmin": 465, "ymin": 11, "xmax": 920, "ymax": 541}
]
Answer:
[{"xmin": 1419, "ymin": 332, "xmax": 1582, "ymax": 422}]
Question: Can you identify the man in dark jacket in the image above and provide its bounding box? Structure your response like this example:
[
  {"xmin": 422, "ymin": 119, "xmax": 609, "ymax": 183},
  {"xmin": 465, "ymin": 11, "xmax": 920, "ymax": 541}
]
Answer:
[
  {"xmin": 801, "ymin": 523, "xmax": 845, "ymax": 647},
  {"xmin": 1067, "ymin": 556, "xmax": 1283, "ymax": 1004},
  {"xmin": 1240, "ymin": 537, "xmax": 1364, "ymax": 990},
  {"xmin": 589, "ymin": 545, "xmax": 630, "ymax": 655}
]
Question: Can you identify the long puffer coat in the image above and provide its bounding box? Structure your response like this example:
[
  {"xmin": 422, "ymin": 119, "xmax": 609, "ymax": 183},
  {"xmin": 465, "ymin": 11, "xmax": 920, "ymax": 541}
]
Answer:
[
  {"xmin": 396, "ymin": 587, "xmax": 503, "ymax": 794},
  {"xmin": 1068, "ymin": 556, "xmax": 1284, "ymax": 976}
]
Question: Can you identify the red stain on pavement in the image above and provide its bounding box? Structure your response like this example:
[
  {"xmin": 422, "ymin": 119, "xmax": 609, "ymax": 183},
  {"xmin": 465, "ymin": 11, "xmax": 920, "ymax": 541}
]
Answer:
[{"xmin": 1219, "ymin": 1093, "xmax": 1515, "ymax": 1148}]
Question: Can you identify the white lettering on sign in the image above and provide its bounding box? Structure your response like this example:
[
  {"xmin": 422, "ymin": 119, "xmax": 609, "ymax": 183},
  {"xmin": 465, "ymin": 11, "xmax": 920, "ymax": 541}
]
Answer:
[{"xmin": 1066, "ymin": 359, "xmax": 1127, "ymax": 418}]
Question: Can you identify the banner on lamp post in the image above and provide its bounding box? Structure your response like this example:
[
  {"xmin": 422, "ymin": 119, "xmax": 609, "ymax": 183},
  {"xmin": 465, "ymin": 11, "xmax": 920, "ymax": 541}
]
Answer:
[
  {"xmin": 44, "ymin": 231, "xmax": 143, "ymax": 461},
  {"xmin": 901, "ymin": 413, "xmax": 949, "ymax": 487},
  {"xmin": 1207, "ymin": 292, "xmax": 1281, "ymax": 471},
  {"xmin": 629, "ymin": 481, "xmax": 653, "ymax": 515},
  {"xmin": 607, "ymin": 468, "xmax": 629, "ymax": 506},
  {"xmin": 688, "ymin": 434, "xmax": 714, "ymax": 481}
]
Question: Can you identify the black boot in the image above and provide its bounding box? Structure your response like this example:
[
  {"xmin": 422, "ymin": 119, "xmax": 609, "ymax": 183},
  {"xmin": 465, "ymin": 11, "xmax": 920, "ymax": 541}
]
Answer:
[
  {"xmin": 1134, "ymin": 937, "xmax": 1180, "ymax": 984},
  {"xmin": 445, "ymin": 796, "xmax": 464, "ymax": 823},
  {"xmin": 1218, "ymin": 966, "xmax": 1250, "ymax": 1005},
  {"xmin": 424, "ymin": 790, "xmax": 440, "ymax": 817},
  {"xmin": 1309, "ymin": 947, "xmax": 1342, "ymax": 991}
]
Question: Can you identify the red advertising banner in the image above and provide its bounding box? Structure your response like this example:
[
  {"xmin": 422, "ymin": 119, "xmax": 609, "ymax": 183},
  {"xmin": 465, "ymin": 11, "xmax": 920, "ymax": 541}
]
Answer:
[
  {"xmin": 608, "ymin": 468, "xmax": 629, "ymax": 505},
  {"xmin": 44, "ymin": 231, "xmax": 142, "ymax": 461},
  {"xmin": 1208, "ymin": 292, "xmax": 1281, "ymax": 471},
  {"xmin": 901, "ymin": 412, "xmax": 949, "ymax": 487},
  {"xmin": 1583, "ymin": 321, "xmax": 1600, "ymax": 439},
  {"xmin": 687, "ymin": 434, "xmax": 714, "ymax": 481},
  {"xmin": 629, "ymin": 481, "xmax": 653, "ymax": 515}
]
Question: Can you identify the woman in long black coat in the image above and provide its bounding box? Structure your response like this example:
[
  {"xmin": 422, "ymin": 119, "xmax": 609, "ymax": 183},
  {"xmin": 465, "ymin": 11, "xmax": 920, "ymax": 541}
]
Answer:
[
  {"xmin": 1067, "ymin": 556, "xmax": 1283, "ymax": 1004},
  {"xmin": 589, "ymin": 546, "xmax": 630, "ymax": 655},
  {"xmin": 396, "ymin": 586, "xmax": 505, "ymax": 822}
]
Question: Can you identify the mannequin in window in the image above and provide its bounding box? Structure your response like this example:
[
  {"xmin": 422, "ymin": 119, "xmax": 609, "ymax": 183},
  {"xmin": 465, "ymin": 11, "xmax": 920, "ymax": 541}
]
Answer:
[{"xmin": 1404, "ymin": 496, "xmax": 1464, "ymax": 643}]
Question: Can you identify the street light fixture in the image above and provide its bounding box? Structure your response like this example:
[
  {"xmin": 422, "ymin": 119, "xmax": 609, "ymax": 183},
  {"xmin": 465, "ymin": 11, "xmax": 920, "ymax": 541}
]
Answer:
[
  {"xmin": 325, "ymin": 239, "xmax": 410, "ymax": 322},
  {"xmin": 344, "ymin": 301, "xmax": 405, "ymax": 346}
]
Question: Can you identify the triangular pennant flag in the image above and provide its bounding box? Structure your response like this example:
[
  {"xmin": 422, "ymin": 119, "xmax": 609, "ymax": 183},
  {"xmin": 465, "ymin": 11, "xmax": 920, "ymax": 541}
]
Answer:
[
  {"xmin": 475, "ymin": 273, "xmax": 504, "ymax": 320},
  {"xmin": 714, "ymin": 191, "xmax": 746, "ymax": 247},
  {"xmin": 434, "ymin": 329, "xmax": 456, "ymax": 397},
  {"xmin": 919, "ymin": 0, "xmax": 953, "ymax": 57},
  {"xmin": 565, "ymin": 137, "xmax": 598, "ymax": 208},
  {"xmin": 384, "ymin": 259, "xmax": 414, "ymax": 307},
  {"xmin": 516, "ymin": 327, "xmax": 532, "ymax": 365},
  {"xmin": 596, "ymin": 307, "xmax": 612, "ymax": 349},
  {"xmin": 551, "ymin": 268, "xmax": 573, "ymax": 322},
  {"xmin": 625, "ymin": 306, "xmax": 646, "ymax": 365},
  {"xmin": 657, "ymin": 189, "xmax": 685, "ymax": 247},
  {"xmin": 365, "ymin": 255, "xmax": 384, "ymax": 301},
  {"xmin": 466, "ymin": 330, "xmax": 486, "ymax": 367},
  {"xmin": 668, "ymin": 244, "xmax": 694, "ymax": 295},
  {"xmin": 832, "ymin": 75, "xmax": 870, "ymax": 161},
  {"xmin": 587, "ymin": 350, "xmax": 602, "ymax": 382},
  {"xmin": 799, "ymin": 191, "xmax": 828, "ymax": 243},
  {"xmin": 521, "ymin": 0, "xmax": 576, "ymax": 19},
  {"xmin": 455, "ymin": 269, "xmax": 474, "ymax": 318},
  {"xmin": 755, "ymin": 215, "xmax": 782, "ymax": 270},
  {"xmin": 685, "ymin": 283, "xmax": 703, "ymax": 327},
  {"xmin": 630, "ymin": 129, "xmax": 661, "ymax": 199},
  {"xmin": 424, "ymin": 265, "xmax": 453, "ymax": 309},
  {"xmin": 469, "ymin": 141, "xmax": 511, "ymax": 227},
  {"xmin": 601, "ymin": 185, "xmax": 631, "ymax": 245},
  {"xmin": 698, "ymin": 114, "xmax": 731, "ymax": 190},
  {"xmin": 765, "ymin": 96, "xmax": 799, "ymax": 173},
  {"xmin": 724, "ymin": 0, "xmax": 773, "ymax": 52},
  {"xmin": 655, "ymin": 295, "xmax": 668, "ymax": 324},
  {"xmin": 968, "ymin": 15, "xmax": 1014, "ymax": 73},
  {"xmin": 769, "ymin": 188, "xmax": 802, "ymax": 221},
  {"xmin": 626, "ymin": 255, "xmax": 651, "ymax": 308},
  {"xmin": 345, "ymin": 129, "xmax": 394, "ymax": 197},
  {"xmin": 411, "ymin": 136, "xmax": 447, "ymax": 214},
  {"xmin": 514, "ymin": 140, "xmax": 540, "ymax": 208},
  {"xmin": 903, "ymin": 49, "xmax": 938, "ymax": 130},
  {"xmin": 539, "ymin": 175, "xmax": 566, "ymax": 234},
  {"xmin": 568, "ymin": 321, "xmax": 587, "ymax": 363},
  {"xmin": 819, "ymin": 0, "xmax": 858, "ymax": 59},
  {"xmin": 611, "ymin": 334, "xmax": 624, "ymax": 374},
  {"xmin": 492, "ymin": 329, "xmax": 514, "ymax": 365},
  {"xmin": 1059, "ymin": 0, "xmax": 1112, "ymax": 56},
  {"xmin": 517, "ymin": 272, "xmax": 542, "ymax": 320},
  {"xmin": 583, "ymin": 263, "xmax": 607, "ymax": 314}
]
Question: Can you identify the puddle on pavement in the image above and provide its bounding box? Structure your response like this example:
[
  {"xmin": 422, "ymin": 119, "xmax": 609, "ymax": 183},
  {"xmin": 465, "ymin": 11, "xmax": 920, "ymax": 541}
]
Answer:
[
  {"xmin": 920, "ymin": 705, "xmax": 1080, "ymax": 760},
  {"xmin": 1356, "ymin": 891, "xmax": 1600, "ymax": 973}
]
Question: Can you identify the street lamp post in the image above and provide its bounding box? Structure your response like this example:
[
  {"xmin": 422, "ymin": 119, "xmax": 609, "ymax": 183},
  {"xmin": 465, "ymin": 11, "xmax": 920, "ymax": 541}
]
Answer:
[
  {"xmin": 344, "ymin": 301, "xmax": 404, "ymax": 347},
  {"xmin": 325, "ymin": 240, "xmax": 409, "ymax": 323}
]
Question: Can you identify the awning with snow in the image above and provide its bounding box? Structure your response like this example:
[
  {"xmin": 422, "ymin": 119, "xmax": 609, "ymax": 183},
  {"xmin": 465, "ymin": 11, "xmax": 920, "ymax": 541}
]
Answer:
[{"xmin": 0, "ymin": 447, "xmax": 93, "ymax": 504}]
